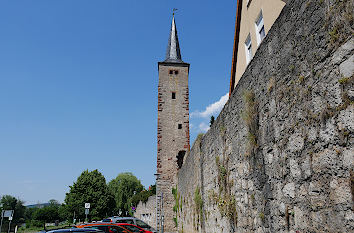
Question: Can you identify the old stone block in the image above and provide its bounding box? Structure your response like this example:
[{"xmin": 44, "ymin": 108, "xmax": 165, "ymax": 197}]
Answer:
[
  {"xmin": 287, "ymin": 133, "xmax": 304, "ymax": 153},
  {"xmin": 299, "ymin": 184, "xmax": 308, "ymax": 197},
  {"xmin": 344, "ymin": 209, "xmax": 354, "ymax": 222},
  {"xmin": 312, "ymin": 96, "xmax": 325, "ymax": 114},
  {"xmin": 283, "ymin": 182, "xmax": 295, "ymax": 198},
  {"xmin": 290, "ymin": 159, "xmax": 301, "ymax": 178},
  {"xmin": 319, "ymin": 118, "xmax": 338, "ymax": 143},
  {"xmin": 339, "ymin": 54, "xmax": 354, "ymax": 77},
  {"xmin": 309, "ymin": 181, "xmax": 322, "ymax": 195},
  {"xmin": 329, "ymin": 178, "xmax": 352, "ymax": 205},
  {"xmin": 278, "ymin": 202, "xmax": 286, "ymax": 215},
  {"xmin": 307, "ymin": 127, "xmax": 318, "ymax": 142},
  {"xmin": 301, "ymin": 157, "xmax": 311, "ymax": 179},
  {"xmin": 342, "ymin": 148, "xmax": 354, "ymax": 169},
  {"xmin": 264, "ymin": 151, "xmax": 274, "ymax": 164},
  {"xmin": 294, "ymin": 206, "xmax": 308, "ymax": 229},
  {"xmin": 309, "ymin": 185, "xmax": 327, "ymax": 209},
  {"xmin": 337, "ymin": 105, "xmax": 354, "ymax": 132},
  {"xmin": 248, "ymin": 180, "xmax": 254, "ymax": 191},
  {"xmin": 309, "ymin": 211, "xmax": 324, "ymax": 231},
  {"xmin": 325, "ymin": 78, "xmax": 343, "ymax": 107},
  {"xmin": 332, "ymin": 38, "xmax": 354, "ymax": 64},
  {"xmin": 312, "ymin": 149, "xmax": 337, "ymax": 173}
]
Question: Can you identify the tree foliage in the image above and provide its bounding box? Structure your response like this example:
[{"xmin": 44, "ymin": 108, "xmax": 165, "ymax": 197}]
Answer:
[
  {"xmin": 32, "ymin": 201, "xmax": 61, "ymax": 223},
  {"xmin": 210, "ymin": 115, "xmax": 215, "ymax": 126},
  {"xmin": 108, "ymin": 172, "xmax": 144, "ymax": 216},
  {"xmin": 0, "ymin": 195, "xmax": 25, "ymax": 224},
  {"xmin": 129, "ymin": 185, "xmax": 156, "ymax": 210},
  {"xmin": 64, "ymin": 169, "xmax": 115, "ymax": 220}
]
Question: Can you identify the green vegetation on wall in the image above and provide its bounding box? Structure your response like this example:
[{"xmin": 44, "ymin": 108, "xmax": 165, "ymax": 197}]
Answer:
[{"xmin": 241, "ymin": 90, "xmax": 258, "ymax": 157}]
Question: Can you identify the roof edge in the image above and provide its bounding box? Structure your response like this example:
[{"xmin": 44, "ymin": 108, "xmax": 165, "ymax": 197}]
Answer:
[{"xmin": 229, "ymin": 0, "xmax": 243, "ymax": 96}]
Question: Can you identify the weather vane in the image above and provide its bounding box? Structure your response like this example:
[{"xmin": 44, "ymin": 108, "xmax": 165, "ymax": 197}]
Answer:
[{"xmin": 173, "ymin": 8, "xmax": 178, "ymax": 16}]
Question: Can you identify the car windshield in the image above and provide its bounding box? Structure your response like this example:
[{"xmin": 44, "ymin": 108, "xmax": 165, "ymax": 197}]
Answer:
[
  {"xmin": 115, "ymin": 219, "xmax": 134, "ymax": 225},
  {"xmin": 135, "ymin": 220, "xmax": 149, "ymax": 229},
  {"xmin": 120, "ymin": 225, "xmax": 141, "ymax": 232},
  {"xmin": 102, "ymin": 219, "xmax": 112, "ymax": 222}
]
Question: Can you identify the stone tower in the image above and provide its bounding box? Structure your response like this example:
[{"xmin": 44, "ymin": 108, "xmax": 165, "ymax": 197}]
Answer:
[{"xmin": 156, "ymin": 14, "xmax": 190, "ymax": 233}]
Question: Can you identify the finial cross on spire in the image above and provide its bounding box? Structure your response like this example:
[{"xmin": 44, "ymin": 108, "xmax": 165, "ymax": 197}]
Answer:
[
  {"xmin": 173, "ymin": 8, "xmax": 178, "ymax": 16},
  {"xmin": 164, "ymin": 9, "xmax": 183, "ymax": 63}
]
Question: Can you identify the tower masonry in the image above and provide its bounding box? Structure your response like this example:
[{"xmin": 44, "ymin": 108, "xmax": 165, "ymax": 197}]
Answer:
[{"xmin": 156, "ymin": 15, "xmax": 190, "ymax": 233}]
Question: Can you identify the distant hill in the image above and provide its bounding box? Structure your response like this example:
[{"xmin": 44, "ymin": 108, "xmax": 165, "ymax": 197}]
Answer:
[{"xmin": 26, "ymin": 203, "xmax": 50, "ymax": 209}]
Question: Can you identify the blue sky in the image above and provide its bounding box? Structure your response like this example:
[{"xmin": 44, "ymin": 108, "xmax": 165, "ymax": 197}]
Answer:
[{"xmin": 0, "ymin": 0, "xmax": 235, "ymax": 204}]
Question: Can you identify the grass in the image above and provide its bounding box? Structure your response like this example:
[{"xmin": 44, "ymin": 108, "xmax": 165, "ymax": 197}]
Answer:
[
  {"xmin": 338, "ymin": 76, "xmax": 351, "ymax": 84},
  {"xmin": 325, "ymin": 0, "xmax": 353, "ymax": 48}
]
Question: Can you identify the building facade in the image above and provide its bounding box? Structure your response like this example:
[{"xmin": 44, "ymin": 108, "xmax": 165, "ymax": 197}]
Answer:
[
  {"xmin": 156, "ymin": 15, "xmax": 190, "ymax": 233},
  {"xmin": 230, "ymin": 0, "xmax": 287, "ymax": 93}
]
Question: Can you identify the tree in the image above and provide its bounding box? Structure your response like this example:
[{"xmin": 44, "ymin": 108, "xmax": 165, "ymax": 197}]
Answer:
[
  {"xmin": 32, "ymin": 200, "xmax": 61, "ymax": 223},
  {"xmin": 0, "ymin": 195, "xmax": 25, "ymax": 225},
  {"xmin": 64, "ymin": 169, "xmax": 115, "ymax": 220},
  {"xmin": 210, "ymin": 115, "xmax": 215, "ymax": 126},
  {"xmin": 49, "ymin": 199, "xmax": 60, "ymax": 206},
  {"xmin": 108, "ymin": 172, "xmax": 144, "ymax": 216},
  {"xmin": 128, "ymin": 184, "xmax": 156, "ymax": 215}
]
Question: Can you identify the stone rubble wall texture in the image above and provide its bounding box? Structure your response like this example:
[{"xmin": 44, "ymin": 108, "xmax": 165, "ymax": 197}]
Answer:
[
  {"xmin": 134, "ymin": 195, "xmax": 156, "ymax": 228},
  {"xmin": 177, "ymin": 0, "xmax": 354, "ymax": 232}
]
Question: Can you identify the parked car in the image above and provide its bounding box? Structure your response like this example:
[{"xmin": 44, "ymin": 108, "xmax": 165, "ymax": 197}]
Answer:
[
  {"xmin": 78, "ymin": 223, "xmax": 152, "ymax": 233},
  {"xmin": 45, "ymin": 228, "xmax": 104, "ymax": 233},
  {"xmin": 101, "ymin": 217, "xmax": 155, "ymax": 233},
  {"xmin": 76, "ymin": 223, "xmax": 132, "ymax": 233}
]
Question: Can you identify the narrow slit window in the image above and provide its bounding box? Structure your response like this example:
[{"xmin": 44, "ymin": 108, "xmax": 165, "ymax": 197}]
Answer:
[
  {"xmin": 172, "ymin": 92, "xmax": 176, "ymax": 99},
  {"xmin": 178, "ymin": 124, "xmax": 182, "ymax": 129}
]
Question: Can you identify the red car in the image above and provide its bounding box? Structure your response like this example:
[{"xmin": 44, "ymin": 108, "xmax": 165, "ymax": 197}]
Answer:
[{"xmin": 77, "ymin": 223, "xmax": 153, "ymax": 233}]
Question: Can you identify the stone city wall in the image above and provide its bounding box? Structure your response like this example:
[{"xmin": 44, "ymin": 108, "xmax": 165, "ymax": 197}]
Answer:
[
  {"xmin": 177, "ymin": 0, "xmax": 354, "ymax": 232},
  {"xmin": 134, "ymin": 195, "xmax": 156, "ymax": 228}
]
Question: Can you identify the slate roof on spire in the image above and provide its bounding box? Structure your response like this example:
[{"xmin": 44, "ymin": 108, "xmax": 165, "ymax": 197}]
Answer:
[{"xmin": 164, "ymin": 15, "xmax": 184, "ymax": 63}]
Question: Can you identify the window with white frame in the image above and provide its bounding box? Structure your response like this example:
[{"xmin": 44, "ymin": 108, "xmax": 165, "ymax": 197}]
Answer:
[
  {"xmin": 245, "ymin": 34, "xmax": 252, "ymax": 64},
  {"xmin": 255, "ymin": 11, "xmax": 265, "ymax": 45}
]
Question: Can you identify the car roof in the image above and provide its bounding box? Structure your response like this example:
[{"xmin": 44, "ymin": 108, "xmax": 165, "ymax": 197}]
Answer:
[
  {"xmin": 76, "ymin": 223, "xmax": 133, "ymax": 233},
  {"xmin": 46, "ymin": 229, "xmax": 103, "ymax": 233},
  {"xmin": 79, "ymin": 223, "xmax": 137, "ymax": 227}
]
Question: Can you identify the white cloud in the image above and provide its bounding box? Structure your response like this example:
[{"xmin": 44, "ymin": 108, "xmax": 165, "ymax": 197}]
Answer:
[
  {"xmin": 191, "ymin": 93, "xmax": 229, "ymax": 118},
  {"xmin": 189, "ymin": 123, "xmax": 194, "ymax": 131},
  {"xmin": 198, "ymin": 122, "xmax": 210, "ymax": 133}
]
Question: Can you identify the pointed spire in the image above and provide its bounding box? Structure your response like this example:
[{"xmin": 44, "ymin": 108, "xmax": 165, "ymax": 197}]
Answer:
[{"xmin": 164, "ymin": 13, "xmax": 183, "ymax": 63}]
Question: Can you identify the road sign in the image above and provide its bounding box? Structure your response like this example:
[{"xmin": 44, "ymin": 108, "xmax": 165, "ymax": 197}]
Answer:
[
  {"xmin": 3, "ymin": 210, "xmax": 14, "ymax": 218},
  {"xmin": 85, "ymin": 209, "xmax": 89, "ymax": 215},
  {"xmin": 85, "ymin": 203, "xmax": 90, "ymax": 209}
]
